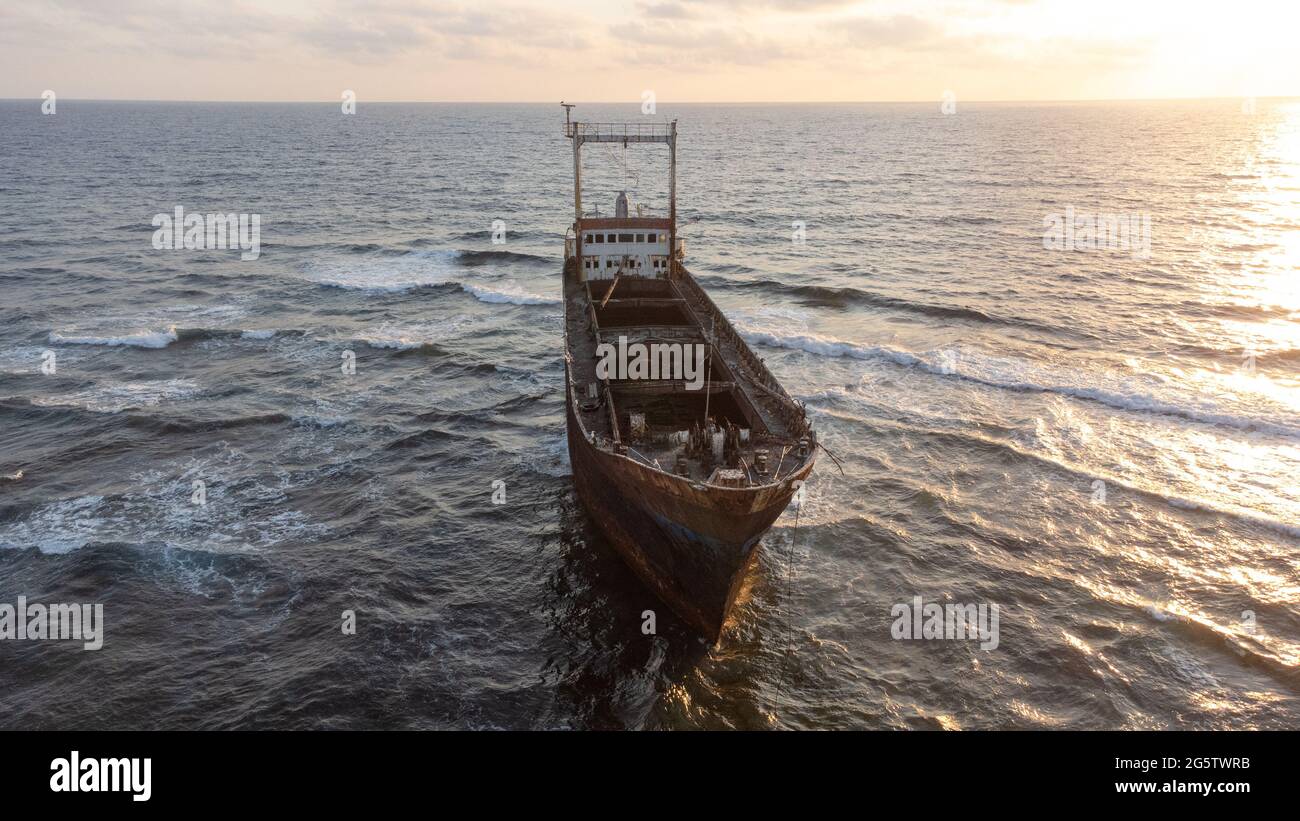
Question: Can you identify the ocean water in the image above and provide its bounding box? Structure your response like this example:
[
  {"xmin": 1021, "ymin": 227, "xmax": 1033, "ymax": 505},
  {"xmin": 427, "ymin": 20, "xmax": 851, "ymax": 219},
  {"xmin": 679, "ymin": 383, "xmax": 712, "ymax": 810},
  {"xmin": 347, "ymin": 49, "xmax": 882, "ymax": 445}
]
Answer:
[{"xmin": 0, "ymin": 100, "xmax": 1297, "ymax": 729}]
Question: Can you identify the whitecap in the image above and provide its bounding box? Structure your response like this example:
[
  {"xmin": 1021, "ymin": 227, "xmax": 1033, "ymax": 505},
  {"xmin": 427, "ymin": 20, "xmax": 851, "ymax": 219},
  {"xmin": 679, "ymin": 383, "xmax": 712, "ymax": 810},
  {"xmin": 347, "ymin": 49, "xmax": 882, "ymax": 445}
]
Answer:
[
  {"xmin": 30, "ymin": 378, "xmax": 200, "ymax": 413},
  {"xmin": 743, "ymin": 327, "xmax": 1300, "ymax": 438},
  {"xmin": 296, "ymin": 249, "xmax": 460, "ymax": 293},
  {"xmin": 49, "ymin": 327, "xmax": 178, "ymax": 349},
  {"xmin": 458, "ymin": 282, "xmax": 559, "ymax": 306}
]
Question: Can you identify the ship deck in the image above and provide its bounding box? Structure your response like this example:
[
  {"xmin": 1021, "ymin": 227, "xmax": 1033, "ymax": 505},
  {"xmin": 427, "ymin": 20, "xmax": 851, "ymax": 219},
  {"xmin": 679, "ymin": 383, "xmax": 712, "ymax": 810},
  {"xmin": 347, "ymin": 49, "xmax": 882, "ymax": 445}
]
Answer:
[{"xmin": 564, "ymin": 267, "xmax": 814, "ymax": 486}]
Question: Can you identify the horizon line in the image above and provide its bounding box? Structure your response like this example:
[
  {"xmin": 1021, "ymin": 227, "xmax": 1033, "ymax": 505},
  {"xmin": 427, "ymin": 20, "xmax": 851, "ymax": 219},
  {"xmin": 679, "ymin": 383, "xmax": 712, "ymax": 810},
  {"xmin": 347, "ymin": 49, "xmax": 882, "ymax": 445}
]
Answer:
[{"xmin": 3, "ymin": 95, "xmax": 1294, "ymax": 106}]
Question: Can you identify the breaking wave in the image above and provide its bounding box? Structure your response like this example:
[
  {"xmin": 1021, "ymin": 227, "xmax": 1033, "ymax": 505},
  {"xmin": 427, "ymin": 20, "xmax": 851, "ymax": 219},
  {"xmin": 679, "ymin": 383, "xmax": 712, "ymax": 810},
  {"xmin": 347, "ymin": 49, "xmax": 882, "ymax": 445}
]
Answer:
[
  {"xmin": 702, "ymin": 275, "xmax": 1079, "ymax": 337},
  {"xmin": 741, "ymin": 329, "xmax": 922, "ymax": 366},
  {"xmin": 745, "ymin": 328, "xmax": 1300, "ymax": 438},
  {"xmin": 47, "ymin": 327, "xmax": 307, "ymax": 348},
  {"xmin": 813, "ymin": 402, "xmax": 1300, "ymax": 541},
  {"xmin": 295, "ymin": 249, "xmax": 556, "ymax": 305},
  {"xmin": 49, "ymin": 327, "xmax": 179, "ymax": 349},
  {"xmin": 453, "ymin": 249, "xmax": 553, "ymax": 267},
  {"xmin": 25, "ymin": 379, "xmax": 202, "ymax": 413},
  {"xmin": 458, "ymin": 282, "xmax": 559, "ymax": 305}
]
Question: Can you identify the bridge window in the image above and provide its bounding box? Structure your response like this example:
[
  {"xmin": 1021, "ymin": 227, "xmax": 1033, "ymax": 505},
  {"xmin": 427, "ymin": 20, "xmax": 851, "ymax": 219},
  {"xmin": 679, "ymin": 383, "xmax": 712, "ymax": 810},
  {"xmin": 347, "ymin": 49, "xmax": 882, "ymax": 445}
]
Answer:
[
  {"xmin": 636, "ymin": 234, "xmax": 645, "ymax": 243},
  {"xmin": 647, "ymin": 233, "xmax": 657, "ymax": 243},
  {"xmin": 619, "ymin": 234, "xmax": 633, "ymax": 243}
]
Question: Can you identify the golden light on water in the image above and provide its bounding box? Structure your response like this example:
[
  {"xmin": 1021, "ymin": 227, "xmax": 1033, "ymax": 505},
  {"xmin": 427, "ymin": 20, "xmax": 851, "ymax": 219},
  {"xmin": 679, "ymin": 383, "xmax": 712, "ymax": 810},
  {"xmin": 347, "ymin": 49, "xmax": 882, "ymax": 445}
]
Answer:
[
  {"xmin": 1248, "ymin": 238, "xmax": 1300, "ymax": 316},
  {"xmin": 1235, "ymin": 104, "xmax": 1300, "ymax": 316},
  {"xmin": 1135, "ymin": 96, "xmax": 1300, "ymax": 528},
  {"xmin": 1209, "ymin": 102, "xmax": 1300, "ymax": 437}
]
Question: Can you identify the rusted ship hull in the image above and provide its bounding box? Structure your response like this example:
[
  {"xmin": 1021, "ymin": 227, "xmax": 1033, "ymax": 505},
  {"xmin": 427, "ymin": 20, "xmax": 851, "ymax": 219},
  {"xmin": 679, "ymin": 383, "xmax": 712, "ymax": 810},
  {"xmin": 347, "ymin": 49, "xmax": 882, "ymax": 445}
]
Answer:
[
  {"xmin": 565, "ymin": 362, "xmax": 814, "ymax": 641},
  {"xmin": 558, "ymin": 110, "xmax": 817, "ymax": 643}
]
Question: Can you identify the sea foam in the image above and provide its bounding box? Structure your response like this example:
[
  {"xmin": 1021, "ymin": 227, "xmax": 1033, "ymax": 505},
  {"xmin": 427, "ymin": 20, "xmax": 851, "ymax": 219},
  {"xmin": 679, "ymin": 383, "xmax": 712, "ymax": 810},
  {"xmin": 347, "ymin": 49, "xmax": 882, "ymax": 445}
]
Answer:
[
  {"xmin": 49, "ymin": 327, "xmax": 179, "ymax": 349},
  {"xmin": 742, "ymin": 327, "xmax": 1300, "ymax": 439}
]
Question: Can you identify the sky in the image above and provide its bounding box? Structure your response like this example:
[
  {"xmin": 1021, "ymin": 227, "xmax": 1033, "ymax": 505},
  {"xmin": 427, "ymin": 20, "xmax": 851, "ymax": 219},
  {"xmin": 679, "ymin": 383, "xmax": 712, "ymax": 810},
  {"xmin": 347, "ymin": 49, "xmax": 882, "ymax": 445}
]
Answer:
[{"xmin": 1, "ymin": 0, "xmax": 1297, "ymax": 103}]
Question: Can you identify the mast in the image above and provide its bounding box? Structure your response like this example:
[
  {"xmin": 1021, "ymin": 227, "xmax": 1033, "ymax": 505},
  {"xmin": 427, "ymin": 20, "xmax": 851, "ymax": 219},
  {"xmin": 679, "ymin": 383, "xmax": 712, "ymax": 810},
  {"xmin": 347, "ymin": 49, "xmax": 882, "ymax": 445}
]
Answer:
[
  {"xmin": 561, "ymin": 105, "xmax": 677, "ymax": 267},
  {"xmin": 562, "ymin": 102, "xmax": 582, "ymax": 255},
  {"xmin": 573, "ymin": 128, "xmax": 583, "ymax": 228},
  {"xmin": 669, "ymin": 119, "xmax": 677, "ymax": 277}
]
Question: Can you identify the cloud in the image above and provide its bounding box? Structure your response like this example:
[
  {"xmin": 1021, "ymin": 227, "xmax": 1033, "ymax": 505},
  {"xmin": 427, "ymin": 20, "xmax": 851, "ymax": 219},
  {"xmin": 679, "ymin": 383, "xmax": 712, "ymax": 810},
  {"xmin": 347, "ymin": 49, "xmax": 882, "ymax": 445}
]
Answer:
[
  {"xmin": 637, "ymin": 2, "xmax": 697, "ymax": 19},
  {"xmin": 832, "ymin": 15, "xmax": 946, "ymax": 48},
  {"xmin": 673, "ymin": 0, "xmax": 863, "ymax": 8},
  {"xmin": 610, "ymin": 19, "xmax": 800, "ymax": 68},
  {"xmin": 0, "ymin": 0, "xmax": 1244, "ymax": 101},
  {"xmin": 7, "ymin": 0, "xmax": 586, "ymax": 65}
]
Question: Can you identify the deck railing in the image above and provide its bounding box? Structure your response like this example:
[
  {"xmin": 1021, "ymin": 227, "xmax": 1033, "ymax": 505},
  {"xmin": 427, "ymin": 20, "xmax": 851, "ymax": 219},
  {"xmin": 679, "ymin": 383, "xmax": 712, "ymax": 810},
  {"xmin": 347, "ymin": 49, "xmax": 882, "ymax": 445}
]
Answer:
[{"xmin": 564, "ymin": 122, "xmax": 675, "ymax": 142}]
